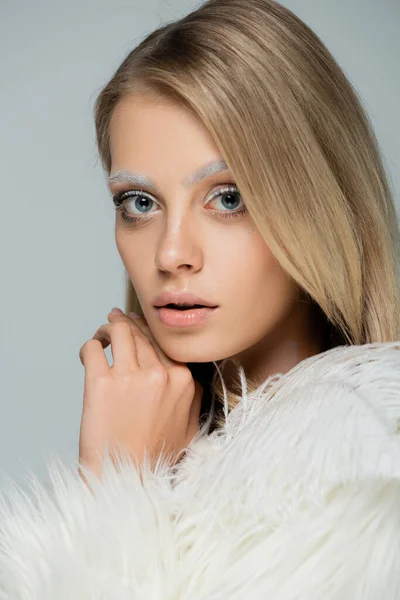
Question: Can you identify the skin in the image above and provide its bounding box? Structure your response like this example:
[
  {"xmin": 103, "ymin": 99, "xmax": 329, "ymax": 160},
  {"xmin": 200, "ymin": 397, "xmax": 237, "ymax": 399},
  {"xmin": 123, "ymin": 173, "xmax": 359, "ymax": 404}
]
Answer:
[{"xmin": 108, "ymin": 93, "xmax": 324, "ymax": 388}]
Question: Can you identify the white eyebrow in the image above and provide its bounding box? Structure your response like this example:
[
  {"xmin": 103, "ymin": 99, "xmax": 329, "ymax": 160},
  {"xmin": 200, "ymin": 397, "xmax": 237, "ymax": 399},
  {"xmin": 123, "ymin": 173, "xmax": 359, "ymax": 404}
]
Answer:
[
  {"xmin": 108, "ymin": 159, "xmax": 229, "ymax": 192},
  {"xmin": 183, "ymin": 159, "xmax": 229, "ymax": 187}
]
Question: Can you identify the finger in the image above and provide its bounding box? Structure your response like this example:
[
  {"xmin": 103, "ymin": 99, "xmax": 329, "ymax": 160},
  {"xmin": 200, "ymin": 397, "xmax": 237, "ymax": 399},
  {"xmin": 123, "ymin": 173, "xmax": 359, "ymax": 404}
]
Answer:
[
  {"xmin": 79, "ymin": 339, "xmax": 110, "ymax": 377},
  {"xmin": 92, "ymin": 321, "xmax": 140, "ymax": 372},
  {"xmin": 108, "ymin": 312, "xmax": 177, "ymax": 369},
  {"xmin": 131, "ymin": 317, "xmax": 177, "ymax": 368},
  {"xmin": 104, "ymin": 318, "xmax": 163, "ymax": 370}
]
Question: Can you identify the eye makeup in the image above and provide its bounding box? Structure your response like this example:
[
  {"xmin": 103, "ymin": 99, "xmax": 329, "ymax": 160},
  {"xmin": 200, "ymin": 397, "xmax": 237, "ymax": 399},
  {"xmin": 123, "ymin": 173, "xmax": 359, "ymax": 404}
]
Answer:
[
  {"xmin": 112, "ymin": 184, "xmax": 248, "ymax": 225},
  {"xmin": 108, "ymin": 159, "xmax": 229, "ymax": 192}
]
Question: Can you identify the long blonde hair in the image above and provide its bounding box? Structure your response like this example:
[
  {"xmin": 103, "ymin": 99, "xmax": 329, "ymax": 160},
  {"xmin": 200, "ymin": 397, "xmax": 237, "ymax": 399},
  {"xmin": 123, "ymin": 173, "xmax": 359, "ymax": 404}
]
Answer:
[{"xmin": 94, "ymin": 0, "xmax": 400, "ymax": 426}]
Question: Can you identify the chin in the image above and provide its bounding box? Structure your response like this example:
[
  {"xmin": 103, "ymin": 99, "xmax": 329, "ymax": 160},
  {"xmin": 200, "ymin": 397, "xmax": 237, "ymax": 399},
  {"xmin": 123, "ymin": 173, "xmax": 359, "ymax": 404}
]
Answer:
[
  {"xmin": 166, "ymin": 349, "xmax": 220, "ymax": 364},
  {"xmin": 158, "ymin": 342, "xmax": 228, "ymax": 365}
]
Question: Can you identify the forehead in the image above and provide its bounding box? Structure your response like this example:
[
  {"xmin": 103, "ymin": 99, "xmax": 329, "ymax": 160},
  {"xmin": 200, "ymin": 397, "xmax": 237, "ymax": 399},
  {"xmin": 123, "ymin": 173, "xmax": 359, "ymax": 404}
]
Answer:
[
  {"xmin": 109, "ymin": 93, "xmax": 200, "ymax": 134},
  {"xmin": 108, "ymin": 95, "xmax": 230, "ymax": 188}
]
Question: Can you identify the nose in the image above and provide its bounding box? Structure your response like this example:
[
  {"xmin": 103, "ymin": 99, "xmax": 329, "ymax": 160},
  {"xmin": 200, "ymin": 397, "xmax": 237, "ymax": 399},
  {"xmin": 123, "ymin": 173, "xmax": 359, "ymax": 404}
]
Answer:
[{"xmin": 155, "ymin": 213, "xmax": 203, "ymax": 275}]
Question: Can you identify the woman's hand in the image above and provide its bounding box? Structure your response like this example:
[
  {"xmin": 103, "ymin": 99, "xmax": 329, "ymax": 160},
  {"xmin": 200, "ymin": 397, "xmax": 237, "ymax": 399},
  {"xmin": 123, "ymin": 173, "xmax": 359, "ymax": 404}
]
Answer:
[{"xmin": 78, "ymin": 310, "xmax": 203, "ymax": 480}]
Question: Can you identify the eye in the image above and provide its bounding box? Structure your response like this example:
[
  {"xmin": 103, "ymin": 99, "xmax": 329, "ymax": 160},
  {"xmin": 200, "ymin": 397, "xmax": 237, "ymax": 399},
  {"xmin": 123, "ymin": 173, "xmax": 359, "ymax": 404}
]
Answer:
[
  {"xmin": 112, "ymin": 183, "xmax": 247, "ymax": 224},
  {"xmin": 113, "ymin": 190, "xmax": 159, "ymax": 216},
  {"xmin": 205, "ymin": 185, "xmax": 245, "ymax": 213}
]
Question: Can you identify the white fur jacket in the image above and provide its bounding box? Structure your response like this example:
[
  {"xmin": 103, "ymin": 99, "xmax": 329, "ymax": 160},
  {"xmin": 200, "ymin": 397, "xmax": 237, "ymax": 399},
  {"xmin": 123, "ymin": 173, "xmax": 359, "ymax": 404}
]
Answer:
[{"xmin": 1, "ymin": 341, "xmax": 400, "ymax": 599}]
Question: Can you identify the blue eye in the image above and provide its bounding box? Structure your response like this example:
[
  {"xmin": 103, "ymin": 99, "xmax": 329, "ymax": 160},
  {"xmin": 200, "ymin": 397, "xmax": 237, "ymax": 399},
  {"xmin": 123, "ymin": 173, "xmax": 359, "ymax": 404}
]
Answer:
[
  {"xmin": 206, "ymin": 185, "xmax": 245, "ymax": 213},
  {"xmin": 112, "ymin": 190, "xmax": 158, "ymax": 223},
  {"xmin": 112, "ymin": 184, "xmax": 247, "ymax": 224}
]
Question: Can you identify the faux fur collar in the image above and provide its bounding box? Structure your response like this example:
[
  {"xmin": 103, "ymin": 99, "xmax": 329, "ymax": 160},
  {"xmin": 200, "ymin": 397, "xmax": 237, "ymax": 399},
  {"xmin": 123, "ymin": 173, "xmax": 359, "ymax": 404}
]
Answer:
[{"xmin": 1, "ymin": 341, "xmax": 400, "ymax": 599}]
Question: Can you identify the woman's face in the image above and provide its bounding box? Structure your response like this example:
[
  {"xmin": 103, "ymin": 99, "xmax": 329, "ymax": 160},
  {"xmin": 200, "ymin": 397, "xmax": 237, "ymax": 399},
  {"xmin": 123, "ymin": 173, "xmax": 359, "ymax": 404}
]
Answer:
[{"xmin": 108, "ymin": 94, "xmax": 309, "ymax": 367}]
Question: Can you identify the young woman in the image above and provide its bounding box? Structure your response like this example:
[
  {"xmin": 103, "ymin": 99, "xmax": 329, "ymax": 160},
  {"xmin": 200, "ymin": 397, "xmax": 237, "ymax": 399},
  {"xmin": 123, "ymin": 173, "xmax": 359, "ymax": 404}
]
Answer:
[{"xmin": 1, "ymin": 0, "xmax": 399, "ymax": 597}]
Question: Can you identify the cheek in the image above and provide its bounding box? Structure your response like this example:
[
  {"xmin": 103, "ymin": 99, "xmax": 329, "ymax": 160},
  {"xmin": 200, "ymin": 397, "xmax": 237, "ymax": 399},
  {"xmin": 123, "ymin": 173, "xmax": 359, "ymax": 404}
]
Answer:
[
  {"xmin": 225, "ymin": 237, "xmax": 298, "ymax": 324},
  {"xmin": 220, "ymin": 234, "xmax": 284, "ymax": 294},
  {"xmin": 250, "ymin": 246, "xmax": 297, "ymax": 307},
  {"xmin": 115, "ymin": 232, "xmax": 133, "ymax": 272},
  {"xmin": 115, "ymin": 232, "xmax": 149, "ymax": 290}
]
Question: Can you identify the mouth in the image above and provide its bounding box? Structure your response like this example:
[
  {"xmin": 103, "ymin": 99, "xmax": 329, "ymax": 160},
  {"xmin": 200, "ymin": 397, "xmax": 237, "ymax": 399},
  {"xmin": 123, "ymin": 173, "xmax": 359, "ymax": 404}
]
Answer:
[
  {"xmin": 154, "ymin": 304, "xmax": 218, "ymax": 327},
  {"xmin": 155, "ymin": 303, "xmax": 216, "ymax": 310}
]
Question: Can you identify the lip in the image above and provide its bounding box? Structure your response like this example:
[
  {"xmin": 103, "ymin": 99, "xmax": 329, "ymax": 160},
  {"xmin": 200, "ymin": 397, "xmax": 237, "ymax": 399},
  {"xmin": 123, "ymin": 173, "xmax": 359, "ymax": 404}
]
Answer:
[
  {"xmin": 153, "ymin": 290, "xmax": 218, "ymax": 309},
  {"xmin": 154, "ymin": 306, "xmax": 218, "ymax": 328}
]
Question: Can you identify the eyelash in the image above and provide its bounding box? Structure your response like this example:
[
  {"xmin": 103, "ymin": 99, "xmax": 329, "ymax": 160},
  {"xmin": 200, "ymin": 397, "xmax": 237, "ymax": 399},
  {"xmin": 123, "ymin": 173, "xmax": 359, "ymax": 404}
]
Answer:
[{"xmin": 112, "ymin": 185, "xmax": 247, "ymax": 225}]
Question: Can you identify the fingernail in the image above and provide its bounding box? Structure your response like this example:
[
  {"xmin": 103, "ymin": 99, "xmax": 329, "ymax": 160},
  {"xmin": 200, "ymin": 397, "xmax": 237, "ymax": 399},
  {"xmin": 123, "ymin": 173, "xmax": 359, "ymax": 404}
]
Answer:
[
  {"xmin": 128, "ymin": 311, "xmax": 141, "ymax": 319},
  {"xmin": 111, "ymin": 307, "xmax": 124, "ymax": 314}
]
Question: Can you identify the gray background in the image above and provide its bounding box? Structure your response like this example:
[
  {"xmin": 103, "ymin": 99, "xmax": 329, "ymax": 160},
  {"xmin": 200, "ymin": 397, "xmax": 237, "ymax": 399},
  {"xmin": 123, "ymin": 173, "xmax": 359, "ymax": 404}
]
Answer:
[{"xmin": 0, "ymin": 0, "xmax": 399, "ymax": 489}]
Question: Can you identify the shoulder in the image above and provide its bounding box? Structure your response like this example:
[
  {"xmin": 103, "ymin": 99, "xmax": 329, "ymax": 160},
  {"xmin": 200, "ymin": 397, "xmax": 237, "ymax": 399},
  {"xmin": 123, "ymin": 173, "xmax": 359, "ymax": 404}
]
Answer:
[
  {"xmin": 289, "ymin": 339, "xmax": 400, "ymax": 389},
  {"xmin": 249, "ymin": 340, "xmax": 400, "ymax": 433},
  {"xmin": 178, "ymin": 343, "xmax": 400, "ymax": 596},
  {"xmin": 280, "ymin": 340, "xmax": 400, "ymax": 436},
  {"xmin": 210, "ymin": 341, "xmax": 400, "ymax": 483}
]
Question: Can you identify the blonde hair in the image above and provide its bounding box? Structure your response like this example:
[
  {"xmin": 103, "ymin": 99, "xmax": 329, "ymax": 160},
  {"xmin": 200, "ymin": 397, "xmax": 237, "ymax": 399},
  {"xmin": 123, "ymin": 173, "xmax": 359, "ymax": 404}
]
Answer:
[{"xmin": 94, "ymin": 0, "xmax": 400, "ymax": 428}]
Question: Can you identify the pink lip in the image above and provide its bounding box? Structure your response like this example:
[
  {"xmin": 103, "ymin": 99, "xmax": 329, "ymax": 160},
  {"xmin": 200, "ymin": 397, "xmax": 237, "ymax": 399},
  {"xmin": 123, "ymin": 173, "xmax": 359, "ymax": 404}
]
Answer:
[
  {"xmin": 153, "ymin": 290, "xmax": 217, "ymax": 308},
  {"xmin": 155, "ymin": 306, "xmax": 218, "ymax": 328}
]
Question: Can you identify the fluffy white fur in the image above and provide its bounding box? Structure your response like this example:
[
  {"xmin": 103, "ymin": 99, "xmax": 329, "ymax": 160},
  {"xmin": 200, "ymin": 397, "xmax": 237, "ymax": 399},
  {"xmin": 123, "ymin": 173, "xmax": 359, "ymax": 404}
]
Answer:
[{"xmin": 0, "ymin": 341, "xmax": 400, "ymax": 599}]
